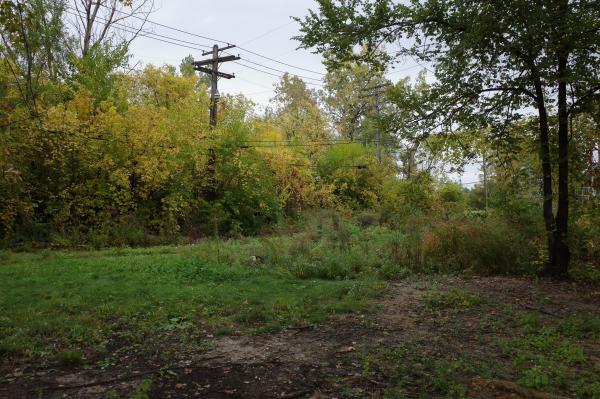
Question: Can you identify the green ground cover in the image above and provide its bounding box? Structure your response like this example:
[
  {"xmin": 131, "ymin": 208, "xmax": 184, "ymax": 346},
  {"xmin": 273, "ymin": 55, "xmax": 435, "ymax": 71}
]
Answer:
[{"xmin": 0, "ymin": 239, "xmax": 383, "ymax": 361}]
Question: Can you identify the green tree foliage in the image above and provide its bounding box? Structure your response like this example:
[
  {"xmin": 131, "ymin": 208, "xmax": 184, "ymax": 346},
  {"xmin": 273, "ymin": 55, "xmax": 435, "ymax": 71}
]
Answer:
[
  {"xmin": 297, "ymin": 0, "xmax": 600, "ymax": 278},
  {"xmin": 0, "ymin": 0, "xmax": 69, "ymax": 110},
  {"xmin": 271, "ymin": 73, "xmax": 331, "ymax": 143},
  {"xmin": 2, "ymin": 0, "xmax": 597, "ymax": 289},
  {"xmin": 70, "ymin": 42, "xmax": 129, "ymax": 105},
  {"xmin": 0, "ymin": 50, "xmax": 398, "ymax": 246},
  {"xmin": 321, "ymin": 59, "xmax": 385, "ymax": 141},
  {"xmin": 179, "ymin": 55, "xmax": 195, "ymax": 77},
  {"xmin": 317, "ymin": 143, "xmax": 395, "ymax": 210},
  {"xmin": 385, "ymin": 71, "xmax": 437, "ymax": 177}
]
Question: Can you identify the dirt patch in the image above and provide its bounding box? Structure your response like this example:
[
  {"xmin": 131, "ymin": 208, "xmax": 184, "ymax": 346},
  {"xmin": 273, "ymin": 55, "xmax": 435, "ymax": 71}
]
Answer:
[
  {"xmin": 149, "ymin": 362, "xmax": 324, "ymax": 398},
  {"xmin": 2, "ymin": 276, "xmax": 599, "ymax": 398}
]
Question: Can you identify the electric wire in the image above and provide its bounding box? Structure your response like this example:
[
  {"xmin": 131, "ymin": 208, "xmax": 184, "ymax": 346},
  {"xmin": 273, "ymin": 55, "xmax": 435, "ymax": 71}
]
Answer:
[
  {"xmin": 244, "ymin": 89, "xmax": 275, "ymax": 96},
  {"xmin": 236, "ymin": 46, "xmax": 325, "ymax": 76},
  {"xmin": 240, "ymin": 21, "xmax": 295, "ymax": 46},
  {"xmin": 232, "ymin": 61, "xmax": 323, "ymax": 87},
  {"xmin": 235, "ymin": 76, "xmax": 274, "ymax": 90},
  {"xmin": 65, "ymin": 7, "xmax": 325, "ymax": 85},
  {"xmin": 386, "ymin": 64, "xmax": 423, "ymax": 76},
  {"xmin": 92, "ymin": 2, "xmax": 229, "ymax": 45},
  {"xmin": 226, "ymin": 53, "xmax": 323, "ymax": 83},
  {"xmin": 5, "ymin": 7, "xmax": 416, "ymax": 172},
  {"xmin": 5, "ymin": 121, "xmax": 392, "ymax": 172},
  {"xmin": 91, "ymin": 2, "xmax": 325, "ymax": 76},
  {"xmin": 64, "ymin": 8, "xmax": 209, "ymax": 52}
]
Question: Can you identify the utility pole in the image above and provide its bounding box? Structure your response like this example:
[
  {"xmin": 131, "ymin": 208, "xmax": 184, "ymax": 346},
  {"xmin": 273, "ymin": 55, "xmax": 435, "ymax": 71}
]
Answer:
[
  {"xmin": 375, "ymin": 94, "xmax": 382, "ymax": 163},
  {"xmin": 482, "ymin": 155, "xmax": 489, "ymax": 212},
  {"xmin": 360, "ymin": 83, "xmax": 389, "ymax": 163},
  {"xmin": 193, "ymin": 44, "xmax": 240, "ymax": 127}
]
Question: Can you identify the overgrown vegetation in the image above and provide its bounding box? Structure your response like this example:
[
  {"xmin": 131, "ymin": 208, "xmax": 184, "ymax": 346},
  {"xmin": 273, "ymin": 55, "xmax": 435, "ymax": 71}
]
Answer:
[
  {"xmin": 0, "ymin": 0, "xmax": 597, "ymax": 282},
  {"xmin": 1, "ymin": 1, "xmax": 600, "ymax": 397},
  {"xmin": 0, "ymin": 229, "xmax": 391, "ymax": 360},
  {"xmin": 0, "ymin": 212, "xmax": 537, "ymax": 362},
  {"xmin": 356, "ymin": 290, "xmax": 600, "ymax": 399}
]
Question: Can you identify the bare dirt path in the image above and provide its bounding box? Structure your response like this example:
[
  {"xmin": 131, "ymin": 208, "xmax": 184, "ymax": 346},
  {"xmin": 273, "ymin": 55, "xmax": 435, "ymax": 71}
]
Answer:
[{"xmin": 2, "ymin": 276, "xmax": 599, "ymax": 398}]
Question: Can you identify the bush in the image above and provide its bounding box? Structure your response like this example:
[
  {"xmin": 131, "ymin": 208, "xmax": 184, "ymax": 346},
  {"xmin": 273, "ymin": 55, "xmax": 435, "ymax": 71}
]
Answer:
[
  {"xmin": 56, "ymin": 349, "xmax": 83, "ymax": 367},
  {"xmin": 355, "ymin": 210, "xmax": 380, "ymax": 227},
  {"xmin": 419, "ymin": 218, "xmax": 536, "ymax": 274},
  {"xmin": 267, "ymin": 209, "xmax": 538, "ymax": 279},
  {"xmin": 379, "ymin": 175, "xmax": 434, "ymax": 227},
  {"xmin": 572, "ymin": 200, "xmax": 600, "ymax": 263}
]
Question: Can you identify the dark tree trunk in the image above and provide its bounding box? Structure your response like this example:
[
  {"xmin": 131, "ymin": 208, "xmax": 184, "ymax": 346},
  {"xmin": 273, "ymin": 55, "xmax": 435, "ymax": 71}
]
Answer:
[
  {"xmin": 541, "ymin": 0, "xmax": 571, "ymax": 278},
  {"xmin": 546, "ymin": 49, "xmax": 571, "ymax": 277},
  {"xmin": 533, "ymin": 79, "xmax": 558, "ymax": 273}
]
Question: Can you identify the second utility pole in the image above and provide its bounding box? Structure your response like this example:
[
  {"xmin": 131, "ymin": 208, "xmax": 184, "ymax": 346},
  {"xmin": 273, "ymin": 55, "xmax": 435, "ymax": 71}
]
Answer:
[
  {"xmin": 193, "ymin": 44, "xmax": 240, "ymax": 127},
  {"xmin": 359, "ymin": 83, "xmax": 389, "ymax": 163}
]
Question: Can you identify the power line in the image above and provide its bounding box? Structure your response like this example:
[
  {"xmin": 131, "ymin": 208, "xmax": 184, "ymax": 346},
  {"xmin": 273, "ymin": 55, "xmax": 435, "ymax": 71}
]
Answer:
[
  {"xmin": 240, "ymin": 21, "xmax": 294, "ymax": 46},
  {"xmin": 26, "ymin": 127, "xmax": 381, "ymax": 169},
  {"xmin": 90, "ymin": 2, "xmax": 324, "ymax": 76},
  {"xmin": 386, "ymin": 64, "xmax": 422, "ymax": 76},
  {"xmin": 64, "ymin": 8, "xmax": 209, "ymax": 52},
  {"xmin": 68, "ymin": 134, "xmax": 395, "ymax": 151},
  {"xmin": 65, "ymin": 7, "xmax": 325, "ymax": 86},
  {"xmin": 408, "ymin": 54, "xmax": 435, "ymax": 74},
  {"xmin": 236, "ymin": 76, "xmax": 274, "ymax": 90},
  {"xmin": 12, "ymin": 121, "xmax": 398, "ymax": 159},
  {"xmin": 232, "ymin": 61, "xmax": 324, "ymax": 87},
  {"xmin": 0, "ymin": 115, "xmax": 38, "ymax": 129},
  {"xmin": 237, "ymin": 46, "xmax": 325, "ymax": 76},
  {"xmin": 3, "ymin": 113, "xmax": 398, "ymax": 148},
  {"xmin": 244, "ymin": 89, "xmax": 275, "ymax": 96},
  {"xmin": 230, "ymin": 139, "xmax": 399, "ymax": 149},
  {"xmin": 227, "ymin": 53, "xmax": 323, "ymax": 83},
  {"xmin": 92, "ymin": 2, "xmax": 229, "ymax": 46},
  {"xmin": 236, "ymin": 137, "xmax": 397, "ymax": 144},
  {"xmin": 290, "ymin": 163, "xmax": 369, "ymax": 169}
]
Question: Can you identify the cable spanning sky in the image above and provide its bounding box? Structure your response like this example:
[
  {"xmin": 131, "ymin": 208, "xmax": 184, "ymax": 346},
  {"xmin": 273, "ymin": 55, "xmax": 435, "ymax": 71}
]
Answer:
[
  {"xmin": 125, "ymin": 0, "xmax": 426, "ymax": 108},
  {"xmin": 122, "ymin": 0, "xmax": 480, "ymax": 184}
]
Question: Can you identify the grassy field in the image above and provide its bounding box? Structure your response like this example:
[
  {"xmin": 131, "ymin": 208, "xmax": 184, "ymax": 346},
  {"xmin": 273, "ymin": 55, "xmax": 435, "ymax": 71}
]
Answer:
[
  {"xmin": 1, "ymin": 229, "xmax": 600, "ymax": 398},
  {"xmin": 0, "ymin": 239, "xmax": 383, "ymax": 362}
]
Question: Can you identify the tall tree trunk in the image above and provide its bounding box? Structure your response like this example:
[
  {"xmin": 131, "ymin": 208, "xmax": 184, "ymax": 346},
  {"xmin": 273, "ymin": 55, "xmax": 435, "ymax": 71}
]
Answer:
[
  {"xmin": 548, "ymin": 43, "xmax": 571, "ymax": 277},
  {"xmin": 541, "ymin": 0, "xmax": 571, "ymax": 278},
  {"xmin": 533, "ymin": 79, "xmax": 557, "ymax": 272}
]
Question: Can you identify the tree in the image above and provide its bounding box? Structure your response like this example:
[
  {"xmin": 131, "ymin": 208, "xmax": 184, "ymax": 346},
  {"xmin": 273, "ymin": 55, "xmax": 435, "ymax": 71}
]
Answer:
[
  {"xmin": 322, "ymin": 59, "xmax": 385, "ymax": 141},
  {"xmin": 317, "ymin": 143, "xmax": 394, "ymax": 210},
  {"xmin": 66, "ymin": 0, "xmax": 155, "ymax": 104},
  {"xmin": 179, "ymin": 54, "xmax": 195, "ymax": 77},
  {"xmin": 271, "ymin": 73, "xmax": 331, "ymax": 143},
  {"xmin": 0, "ymin": 0, "xmax": 70, "ymax": 111},
  {"xmin": 385, "ymin": 70, "xmax": 436, "ymax": 177},
  {"xmin": 69, "ymin": 0, "xmax": 154, "ymax": 57},
  {"xmin": 70, "ymin": 41, "xmax": 128, "ymax": 104},
  {"xmin": 297, "ymin": 0, "xmax": 600, "ymax": 278}
]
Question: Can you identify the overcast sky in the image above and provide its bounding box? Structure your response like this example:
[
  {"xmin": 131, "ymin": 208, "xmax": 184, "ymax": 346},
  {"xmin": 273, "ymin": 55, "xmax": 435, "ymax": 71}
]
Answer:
[
  {"xmin": 127, "ymin": 0, "xmax": 427, "ymax": 106},
  {"xmin": 125, "ymin": 0, "xmax": 480, "ymax": 184}
]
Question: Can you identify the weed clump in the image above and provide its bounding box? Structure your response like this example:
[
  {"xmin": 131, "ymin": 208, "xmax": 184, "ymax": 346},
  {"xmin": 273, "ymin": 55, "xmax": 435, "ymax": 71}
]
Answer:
[
  {"xmin": 56, "ymin": 349, "xmax": 83, "ymax": 367},
  {"xmin": 425, "ymin": 289, "xmax": 482, "ymax": 311},
  {"xmin": 494, "ymin": 312, "xmax": 600, "ymax": 397}
]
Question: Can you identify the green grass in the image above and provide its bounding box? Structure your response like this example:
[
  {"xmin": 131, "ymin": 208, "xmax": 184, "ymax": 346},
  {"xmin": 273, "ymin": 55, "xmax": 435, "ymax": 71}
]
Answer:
[
  {"xmin": 359, "ymin": 342, "xmax": 476, "ymax": 399},
  {"xmin": 424, "ymin": 289, "xmax": 482, "ymax": 313},
  {"xmin": 0, "ymin": 239, "xmax": 384, "ymax": 361},
  {"xmin": 497, "ymin": 313, "xmax": 600, "ymax": 397},
  {"xmin": 357, "ymin": 302, "xmax": 600, "ymax": 399}
]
